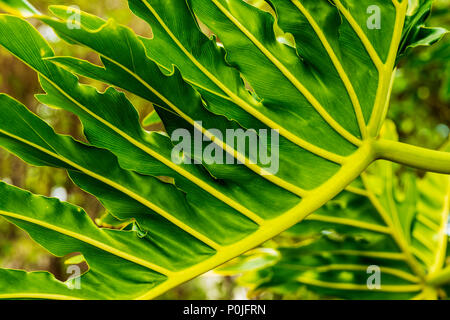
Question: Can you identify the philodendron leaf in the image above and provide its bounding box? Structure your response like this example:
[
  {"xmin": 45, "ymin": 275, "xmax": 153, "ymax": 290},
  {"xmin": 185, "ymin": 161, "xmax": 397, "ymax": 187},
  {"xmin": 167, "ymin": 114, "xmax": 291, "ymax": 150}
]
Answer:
[
  {"xmin": 218, "ymin": 169, "xmax": 449, "ymax": 299},
  {"xmin": 0, "ymin": 0, "xmax": 38, "ymax": 17},
  {"xmin": 0, "ymin": 181, "xmax": 171, "ymax": 300},
  {"xmin": 399, "ymin": 0, "xmax": 448, "ymax": 58},
  {"xmin": 218, "ymin": 124, "xmax": 450, "ymax": 299},
  {"xmin": 0, "ymin": 0, "xmax": 448, "ymax": 300}
]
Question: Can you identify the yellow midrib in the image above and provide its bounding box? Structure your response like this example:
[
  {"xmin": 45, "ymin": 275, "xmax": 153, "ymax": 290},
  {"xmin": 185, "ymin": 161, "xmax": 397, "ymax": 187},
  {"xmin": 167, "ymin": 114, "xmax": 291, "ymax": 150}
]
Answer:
[
  {"xmin": 370, "ymin": 1, "xmax": 407, "ymax": 136},
  {"xmin": 296, "ymin": 277, "xmax": 422, "ymax": 292},
  {"xmin": 326, "ymin": 250, "xmax": 406, "ymax": 260},
  {"xmin": 210, "ymin": 0, "xmax": 362, "ymax": 147},
  {"xmin": 290, "ymin": 0, "xmax": 368, "ymax": 140},
  {"xmin": 306, "ymin": 213, "xmax": 391, "ymax": 234},
  {"xmin": 136, "ymin": 143, "xmax": 375, "ymax": 299},
  {"xmin": 0, "ymin": 210, "xmax": 173, "ymax": 276},
  {"xmin": 333, "ymin": 0, "xmax": 408, "ymax": 138},
  {"xmin": 345, "ymin": 185, "xmax": 369, "ymax": 197},
  {"xmin": 5, "ymin": 1, "xmax": 418, "ymax": 298},
  {"xmin": 280, "ymin": 263, "xmax": 419, "ymax": 283},
  {"xmin": 141, "ymin": 0, "xmax": 347, "ymax": 165}
]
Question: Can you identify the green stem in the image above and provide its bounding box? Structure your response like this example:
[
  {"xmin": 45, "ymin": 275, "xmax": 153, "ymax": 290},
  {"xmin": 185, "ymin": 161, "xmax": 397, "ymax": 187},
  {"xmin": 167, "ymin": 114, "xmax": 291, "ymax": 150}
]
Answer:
[
  {"xmin": 427, "ymin": 265, "xmax": 450, "ymax": 286},
  {"xmin": 374, "ymin": 139, "xmax": 450, "ymax": 174}
]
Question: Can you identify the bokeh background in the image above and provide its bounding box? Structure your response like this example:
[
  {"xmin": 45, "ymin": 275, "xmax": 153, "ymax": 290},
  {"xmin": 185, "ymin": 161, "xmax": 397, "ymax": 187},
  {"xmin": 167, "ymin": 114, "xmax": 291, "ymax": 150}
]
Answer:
[{"xmin": 0, "ymin": 0, "xmax": 448, "ymax": 300}]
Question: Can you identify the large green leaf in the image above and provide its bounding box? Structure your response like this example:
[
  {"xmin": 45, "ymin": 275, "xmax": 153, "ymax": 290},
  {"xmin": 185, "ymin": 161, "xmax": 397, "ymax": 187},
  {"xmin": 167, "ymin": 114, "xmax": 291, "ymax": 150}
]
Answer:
[
  {"xmin": 0, "ymin": 0, "xmax": 448, "ymax": 299},
  {"xmin": 0, "ymin": 181, "xmax": 171, "ymax": 300},
  {"xmin": 37, "ymin": 1, "xmax": 449, "ymax": 173},
  {"xmin": 218, "ymin": 124, "xmax": 450, "ymax": 299},
  {"xmin": 0, "ymin": 0, "xmax": 38, "ymax": 17},
  {"xmin": 399, "ymin": 0, "xmax": 448, "ymax": 58}
]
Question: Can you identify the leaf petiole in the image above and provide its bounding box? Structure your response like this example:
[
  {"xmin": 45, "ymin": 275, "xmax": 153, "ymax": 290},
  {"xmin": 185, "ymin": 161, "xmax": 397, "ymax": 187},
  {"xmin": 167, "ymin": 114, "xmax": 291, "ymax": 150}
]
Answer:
[{"xmin": 374, "ymin": 139, "xmax": 450, "ymax": 175}]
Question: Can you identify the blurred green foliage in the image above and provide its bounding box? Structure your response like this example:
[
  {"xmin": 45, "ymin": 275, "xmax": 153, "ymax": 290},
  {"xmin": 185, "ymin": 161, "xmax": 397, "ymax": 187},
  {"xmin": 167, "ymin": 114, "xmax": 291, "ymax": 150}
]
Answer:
[
  {"xmin": 0, "ymin": 0, "xmax": 448, "ymax": 300},
  {"xmin": 389, "ymin": 0, "xmax": 449, "ymax": 150}
]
